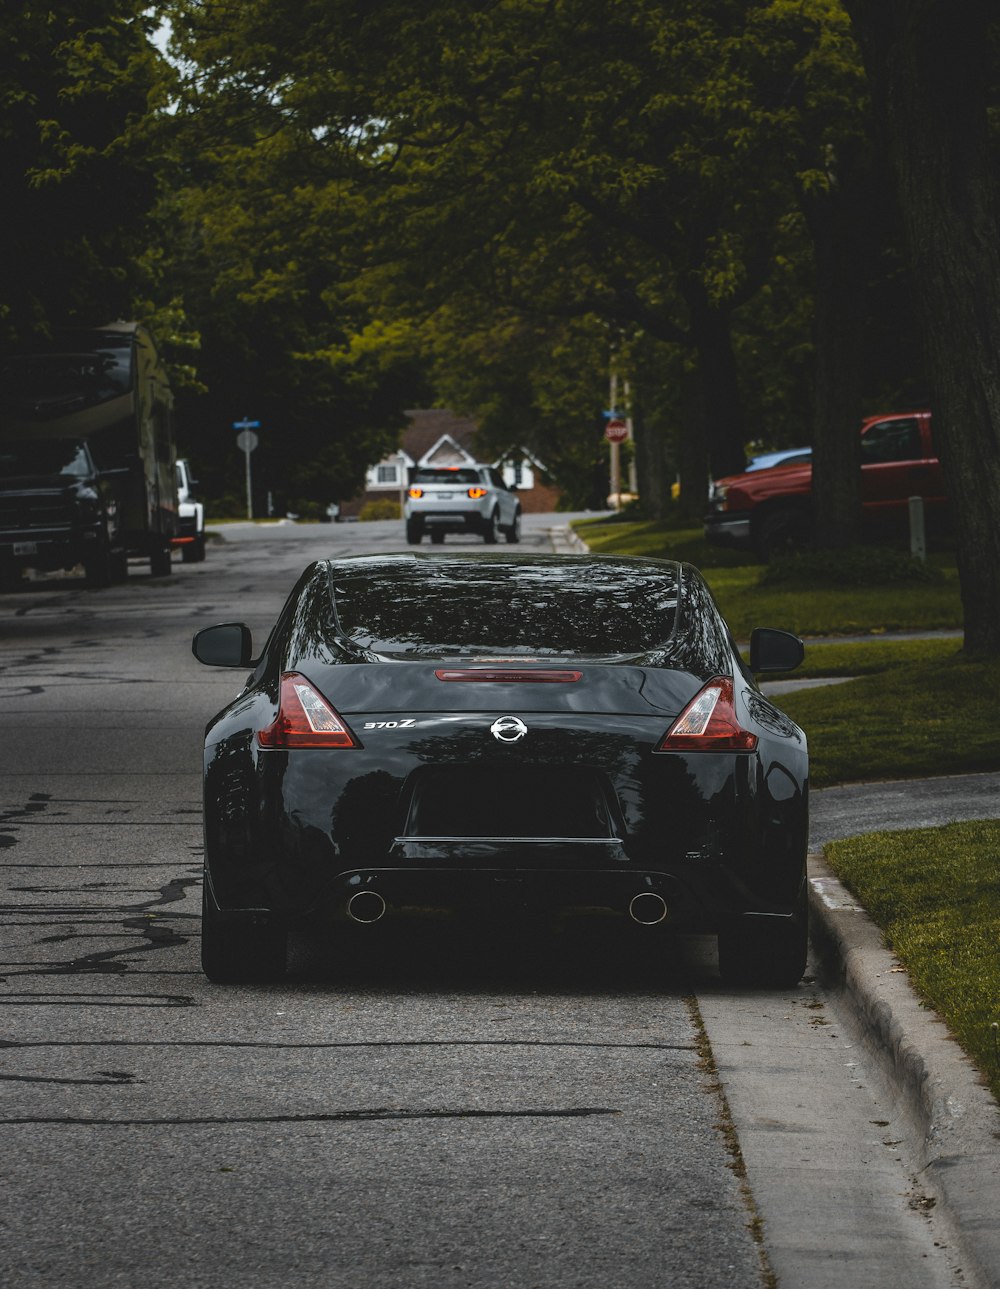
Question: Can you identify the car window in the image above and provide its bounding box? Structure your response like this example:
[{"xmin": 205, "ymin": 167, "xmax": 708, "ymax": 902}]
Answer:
[
  {"xmin": 860, "ymin": 418, "xmax": 922, "ymax": 463},
  {"xmin": 325, "ymin": 557, "xmax": 684, "ymax": 659}
]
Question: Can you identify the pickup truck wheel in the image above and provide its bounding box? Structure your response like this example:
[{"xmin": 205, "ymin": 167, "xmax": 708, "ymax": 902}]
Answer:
[
  {"xmin": 83, "ymin": 541, "xmax": 113, "ymax": 589},
  {"xmin": 505, "ymin": 510, "xmax": 522, "ymax": 544},
  {"xmin": 756, "ymin": 508, "xmax": 810, "ymax": 561},
  {"xmin": 110, "ymin": 547, "xmax": 129, "ymax": 582},
  {"xmin": 149, "ymin": 543, "xmax": 173, "ymax": 577},
  {"xmin": 405, "ymin": 519, "xmax": 423, "ymax": 545},
  {"xmin": 181, "ymin": 535, "xmax": 206, "ymax": 563},
  {"xmin": 483, "ymin": 509, "xmax": 500, "ymax": 544}
]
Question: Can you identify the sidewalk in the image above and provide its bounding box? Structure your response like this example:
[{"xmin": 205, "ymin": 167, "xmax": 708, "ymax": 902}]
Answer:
[
  {"xmin": 551, "ymin": 524, "xmax": 1000, "ymax": 1282},
  {"xmin": 809, "ymin": 854, "xmax": 1000, "ymax": 1288}
]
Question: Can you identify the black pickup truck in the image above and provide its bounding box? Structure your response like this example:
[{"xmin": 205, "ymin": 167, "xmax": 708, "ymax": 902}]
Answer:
[
  {"xmin": 0, "ymin": 437, "xmax": 129, "ymax": 588},
  {"xmin": 0, "ymin": 323, "xmax": 178, "ymax": 588}
]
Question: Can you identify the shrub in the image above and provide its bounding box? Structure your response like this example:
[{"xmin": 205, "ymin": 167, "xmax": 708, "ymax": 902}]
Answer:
[
  {"xmin": 760, "ymin": 545, "xmax": 941, "ymax": 588},
  {"xmin": 359, "ymin": 498, "xmax": 401, "ymax": 521}
]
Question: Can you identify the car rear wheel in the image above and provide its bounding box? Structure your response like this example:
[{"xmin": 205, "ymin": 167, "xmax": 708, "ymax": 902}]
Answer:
[
  {"xmin": 505, "ymin": 510, "xmax": 522, "ymax": 544},
  {"xmin": 717, "ymin": 886, "xmax": 808, "ymax": 987},
  {"xmin": 483, "ymin": 509, "xmax": 500, "ymax": 544},
  {"xmin": 181, "ymin": 535, "xmax": 206, "ymax": 563},
  {"xmin": 406, "ymin": 519, "xmax": 423, "ymax": 544},
  {"xmin": 201, "ymin": 886, "xmax": 287, "ymax": 984},
  {"xmin": 430, "ymin": 530, "xmax": 445, "ymax": 544}
]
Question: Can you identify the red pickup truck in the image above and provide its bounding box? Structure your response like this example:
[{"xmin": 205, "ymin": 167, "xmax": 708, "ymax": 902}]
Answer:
[{"xmin": 703, "ymin": 411, "xmax": 948, "ymax": 558}]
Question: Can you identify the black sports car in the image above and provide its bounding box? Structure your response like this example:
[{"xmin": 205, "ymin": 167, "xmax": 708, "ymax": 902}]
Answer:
[{"xmin": 193, "ymin": 553, "xmax": 808, "ymax": 985}]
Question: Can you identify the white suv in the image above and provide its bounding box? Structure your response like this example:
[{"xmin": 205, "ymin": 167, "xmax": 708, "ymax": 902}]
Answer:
[{"xmin": 404, "ymin": 465, "xmax": 521, "ymax": 545}]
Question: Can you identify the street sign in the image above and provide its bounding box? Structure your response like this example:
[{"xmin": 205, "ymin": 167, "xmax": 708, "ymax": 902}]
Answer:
[
  {"xmin": 604, "ymin": 418, "xmax": 629, "ymax": 444},
  {"xmin": 232, "ymin": 419, "xmax": 261, "ymax": 519}
]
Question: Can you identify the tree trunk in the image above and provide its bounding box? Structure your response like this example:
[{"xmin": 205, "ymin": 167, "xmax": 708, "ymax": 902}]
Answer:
[
  {"xmin": 845, "ymin": 0, "xmax": 1000, "ymax": 654},
  {"xmin": 802, "ymin": 183, "xmax": 866, "ymax": 549},
  {"xmin": 675, "ymin": 368, "xmax": 709, "ymax": 523},
  {"xmin": 630, "ymin": 401, "xmax": 670, "ymax": 520},
  {"xmin": 683, "ymin": 280, "xmax": 748, "ymax": 481}
]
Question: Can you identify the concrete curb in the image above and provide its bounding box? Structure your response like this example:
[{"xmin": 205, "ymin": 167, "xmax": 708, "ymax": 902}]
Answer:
[
  {"xmin": 808, "ymin": 853, "xmax": 1000, "ymax": 1288},
  {"xmin": 548, "ymin": 524, "xmax": 590, "ymax": 554}
]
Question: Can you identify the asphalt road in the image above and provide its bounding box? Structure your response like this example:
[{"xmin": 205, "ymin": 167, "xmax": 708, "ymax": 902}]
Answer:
[{"xmin": 1, "ymin": 515, "xmax": 990, "ymax": 1288}]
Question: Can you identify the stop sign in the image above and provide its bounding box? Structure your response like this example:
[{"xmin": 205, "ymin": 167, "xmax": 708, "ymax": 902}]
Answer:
[{"xmin": 604, "ymin": 418, "xmax": 628, "ymax": 443}]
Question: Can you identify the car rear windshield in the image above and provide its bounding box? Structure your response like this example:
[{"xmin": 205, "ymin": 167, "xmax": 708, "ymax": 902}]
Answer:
[
  {"xmin": 326, "ymin": 557, "xmax": 683, "ymax": 659},
  {"xmin": 411, "ymin": 468, "xmax": 481, "ymax": 485}
]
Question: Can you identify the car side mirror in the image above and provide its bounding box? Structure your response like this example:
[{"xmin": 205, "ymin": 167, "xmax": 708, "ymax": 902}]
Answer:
[
  {"xmin": 749, "ymin": 627, "xmax": 804, "ymax": 674},
  {"xmin": 192, "ymin": 622, "xmax": 255, "ymax": 668}
]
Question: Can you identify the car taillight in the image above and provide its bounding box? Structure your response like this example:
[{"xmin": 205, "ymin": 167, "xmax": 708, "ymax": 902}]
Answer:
[
  {"xmin": 408, "ymin": 487, "xmax": 424, "ymax": 499},
  {"xmin": 467, "ymin": 487, "xmax": 488, "ymax": 499},
  {"xmin": 656, "ymin": 677, "xmax": 757, "ymax": 752},
  {"xmin": 258, "ymin": 673, "xmax": 359, "ymax": 749}
]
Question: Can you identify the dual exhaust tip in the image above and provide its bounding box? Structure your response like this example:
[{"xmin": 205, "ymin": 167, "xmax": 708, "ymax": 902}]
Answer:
[
  {"xmin": 347, "ymin": 890, "xmax": 388, "ymax": 924},
  {"xmin": 628, "ymin": 892, "xmax": 669, "ymax": 926},
  {"xmin": 348, "ymin": 889, "xmax": 668, "ymax": 927}
]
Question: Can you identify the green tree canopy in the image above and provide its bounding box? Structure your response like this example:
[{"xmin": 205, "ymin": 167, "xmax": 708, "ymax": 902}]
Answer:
[{"xmin": 0, "ymin": 0, "xmax": 170, "ymax": 342}]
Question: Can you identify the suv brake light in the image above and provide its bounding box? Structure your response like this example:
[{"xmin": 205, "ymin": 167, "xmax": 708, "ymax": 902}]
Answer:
[
  {"xmin": 656, "ymin": 677, "xmax": 757, "ymax": 752},
  {"xmin": 258, "ymin": 673, "xmax": 359, "ymax": 748},
  {"xmin": 407, "ymin": 487, "xmax": 424, "ymax": 499},
  {"xmin": 467, "ymin": 487, "xmax": 488, "ymax": 499}
]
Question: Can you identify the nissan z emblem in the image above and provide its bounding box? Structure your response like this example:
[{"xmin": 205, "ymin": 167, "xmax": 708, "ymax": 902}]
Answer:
[{"xmin": 491, "ymin": 715, "xmax": 528, "ymax": 743}]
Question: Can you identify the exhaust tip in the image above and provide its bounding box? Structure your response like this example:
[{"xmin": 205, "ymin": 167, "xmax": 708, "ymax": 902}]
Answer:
[
  {"xmin": 629, "ymin": 892, "xmax": 668, "ymax": 926},
  {"xmin": 347, "ymin": 890, "xmax": 387, "ymax": 925}
]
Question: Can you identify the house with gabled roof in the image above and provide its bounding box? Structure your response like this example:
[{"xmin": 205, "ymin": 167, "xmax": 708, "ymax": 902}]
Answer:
[{"xmin": 341, "ymin": 408, "xmax": 562, "ymax": 517}]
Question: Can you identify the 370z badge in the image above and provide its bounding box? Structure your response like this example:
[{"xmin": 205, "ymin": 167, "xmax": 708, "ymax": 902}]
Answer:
[{"xmin": 491, "ymin": 715, "xmax": 528, "ymax": 743}]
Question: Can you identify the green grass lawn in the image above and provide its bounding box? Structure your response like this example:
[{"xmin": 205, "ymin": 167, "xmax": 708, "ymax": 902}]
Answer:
[
  {"xmin": 825, "ymin": 823, "xmax": 1000, "ymax": 1103},
  {"xmin": 574, "ymin": 516, "xmax": 993, "ymax": 786},
  {"xmin": 777, "ymin": 651, "xmax": 1000, "ymax": 786}
]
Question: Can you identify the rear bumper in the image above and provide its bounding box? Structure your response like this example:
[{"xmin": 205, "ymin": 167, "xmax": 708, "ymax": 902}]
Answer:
[
  {"xmin": 208, "ymin": 848, "xmax": 803, "ymax": 933},
  {"xmin": 407, "ymin": 507, "xmax": 488, "ymax": 534}
]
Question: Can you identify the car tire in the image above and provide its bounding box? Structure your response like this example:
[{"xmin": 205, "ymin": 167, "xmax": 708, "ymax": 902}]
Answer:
[
  {"xmin": 201, "ymin": 885, "xmax": 287, "ymax": 984},
  {"xmin": 505, "ymin": 510, "xmax": 522, "ymax": 544},
  {"xmin": 430, "ymin": 531, "xmax": 445, "ymax": 545},
  {"xmin": 483, "ymin": 510, "xmax": 500, "ymax": 544},
  {"xmin": 717, "ymin": 886, "xmax": 808, "ymax": 988},
  {"xmin": 110, "ymin": 546, "xmax": 129, "ymax": 582},
  {"xmin": 182, "ymin": 535, "xmax": 207, "ymax": 563},
  {"xmin": 406, "ymin": 519, "xmax": 423, "ymax": 545},
  {"xmin": 149, "ymin": 543, "xmax": 173, "ymax": 577},
  {"xmin": 83, "ymin": 539, "xmax": 113, "ymax": 588}
]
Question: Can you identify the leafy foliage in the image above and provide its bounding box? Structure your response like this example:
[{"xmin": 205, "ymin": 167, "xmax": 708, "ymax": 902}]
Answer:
[{"xmin": 0, "ymin": 1, "xmax": 171, "ymax": 342}]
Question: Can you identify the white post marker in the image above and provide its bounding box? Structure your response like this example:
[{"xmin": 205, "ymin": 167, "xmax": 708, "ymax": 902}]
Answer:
[{"xmin": 233, "ymin": 419, "xmax": 260, "ymax": 519}]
